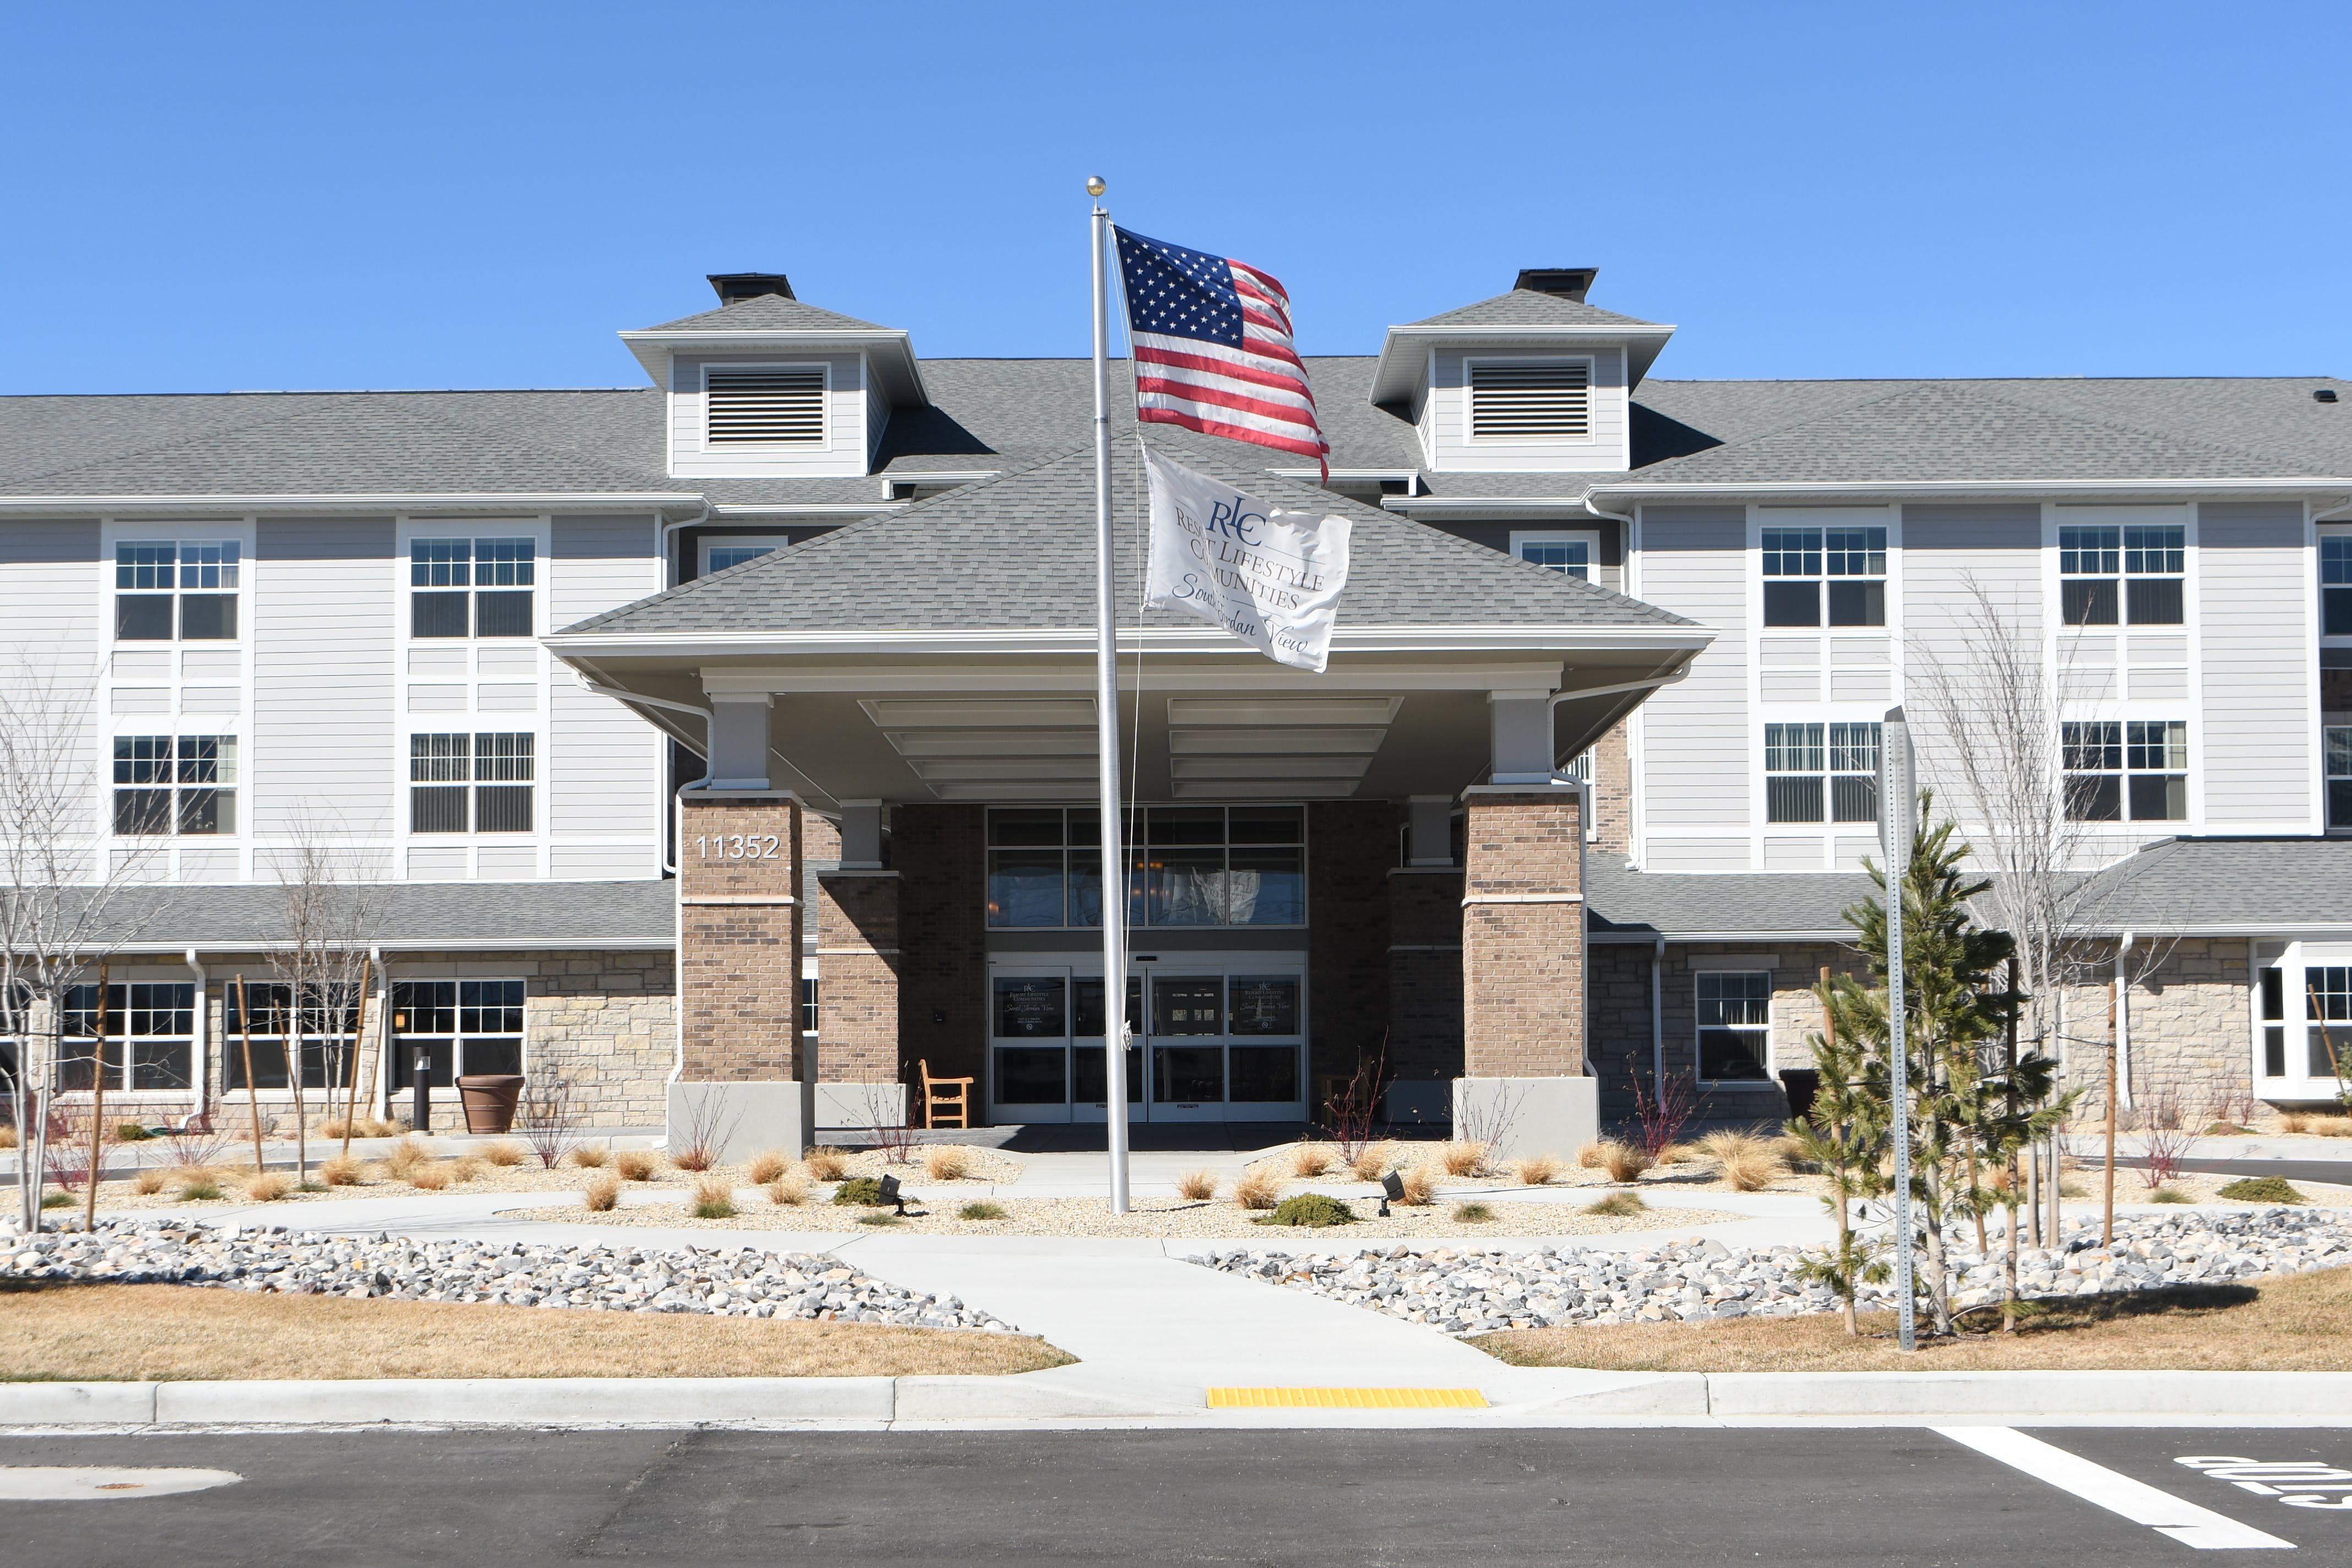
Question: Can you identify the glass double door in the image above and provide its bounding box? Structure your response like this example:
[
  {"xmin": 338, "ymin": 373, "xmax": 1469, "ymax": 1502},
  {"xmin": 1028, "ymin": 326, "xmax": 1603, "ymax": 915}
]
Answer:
[{"xmin": 987, "ymin": 957, "xmax": 1306, "ymax": 1124}]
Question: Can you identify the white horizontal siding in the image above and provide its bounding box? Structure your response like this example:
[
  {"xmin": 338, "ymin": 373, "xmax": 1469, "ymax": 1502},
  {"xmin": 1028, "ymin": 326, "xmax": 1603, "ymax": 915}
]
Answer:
[
  {"xmin": 2199, "ymin": 502, "xmax": 2312, "ymax": 831},
  {"xmin": 667, "ymin": 352, "xmax": 870, "ymax": 480},
  {"xmin": 1422, "ymin": 347, "xmax": 1629, "ymax": 472},
  {"xmin": 252, "ymin": 518, "xmax": 396, "ymax": 838},
  {"xmin": 1636, "ymin": 506, "xmax": 1749, "ymax": 868},
  {"xmin": 548, "ymin": 516, "xmax": 662, "ymax": 866},
  {"xmin": 1899, "ymin": 504, "xmax": 2041, "ymax": 821}
]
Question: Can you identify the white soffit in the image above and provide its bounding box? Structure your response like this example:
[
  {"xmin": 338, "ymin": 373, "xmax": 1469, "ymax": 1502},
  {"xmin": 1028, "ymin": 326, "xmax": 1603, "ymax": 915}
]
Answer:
[
  {"xmin": 864, "ymin": 696, "xmax": 1099, "ymax": 801},
  {"xmin": 1162, "ymin": 694, "xmax": 1397, "ymax": 801}
]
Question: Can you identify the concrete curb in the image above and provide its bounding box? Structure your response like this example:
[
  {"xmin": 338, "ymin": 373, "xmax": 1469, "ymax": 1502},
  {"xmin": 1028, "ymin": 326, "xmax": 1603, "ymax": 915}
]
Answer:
[{"xmin": 7, "ymin": 1368, "xmax": 2352, "ymax": 1427}]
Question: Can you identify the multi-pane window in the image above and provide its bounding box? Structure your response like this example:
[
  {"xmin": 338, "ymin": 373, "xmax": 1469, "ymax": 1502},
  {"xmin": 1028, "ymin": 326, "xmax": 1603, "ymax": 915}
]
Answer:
[
  {"xmin": 2062, "ymin": 720, "xmax": 2187, "ymax": 821},
  {"xmin": 57, "ymin": 982, "xmax": 195, "ymax": 1092},
  {"xmin": 115, "ymin": 541, "xmax": 239, "ymax": 641},
  {"xmin": 1695, "ymin": 971, "xmax": 1772, "ymax": 1083},
  {"xmin": 410, "ymin": 733, "xmax": 533, "ymax": 833},
  {"xmin": 2059, "ymin": 524, "xmax": 2185, "ymax": 626},
  {"xmin": 410, "ymin": 537, "xmax": 534, "ymax": 638},
  {"xmin": 1762, "ymin": 722, "xmax": 1880, "ymax": 824},
  {"xmin": 388, "ymin": 978, "xmax": 525, "ymax": 1086},
  {"xmin": 2307, "ymin": 967, "xmax": 2351, "ymax": 1079},
  {"xmin": 224, "ymin": 981, "xmax": 361, "ymax": 1090},
  {"xmin": 801, "ymin": 978, "xmax": 819, "ymax": 1036},
  {"xmin": 1761, "ymin": 526, "xmax": 1886, "ymax": 628},
  {"xmin": 985, "ymin": 806, "xmax": 1306, "ymax": 928},
  {"xmin": 113, "ymin": 734, "xmax": 236, "ymax": 835},
  {"xmin": 2260, "ymin": 967, "xmax": 2287, "ymax": 1079},
  {"xmin": 1512, "ymin": 535, "xmax": 1593, "ymax": 580},
  {"xmin": 706, "ymin": 542, "xmax": 781, "ymax": 574},
  {"xmin": 2329, "ymin": 726, "xmax": 2352, "ymax": 832},
  {"xmin": 2324, "ymin": 536, "xmax": 2352, "ymax": 638}
]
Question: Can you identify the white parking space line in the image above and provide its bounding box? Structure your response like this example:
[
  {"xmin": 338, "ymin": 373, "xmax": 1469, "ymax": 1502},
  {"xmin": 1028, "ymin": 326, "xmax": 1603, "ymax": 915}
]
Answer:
[{"xmin": 1935, "ymin": 1428, "xmax": 2295, "ymax": 1551}]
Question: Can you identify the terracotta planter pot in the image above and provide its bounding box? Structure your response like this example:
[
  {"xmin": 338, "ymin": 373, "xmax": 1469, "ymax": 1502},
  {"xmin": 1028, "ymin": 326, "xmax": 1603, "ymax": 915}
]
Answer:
[{"xmin": 455, "ymin": 1074, "xmax": 526, "ymax": 1135}]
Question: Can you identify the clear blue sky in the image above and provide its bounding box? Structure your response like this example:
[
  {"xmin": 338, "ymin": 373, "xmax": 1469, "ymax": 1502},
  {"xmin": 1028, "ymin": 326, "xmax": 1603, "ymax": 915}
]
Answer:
[{"xmin": 4, "ymin": 2, "xmax": 2345, "ymax": 395}]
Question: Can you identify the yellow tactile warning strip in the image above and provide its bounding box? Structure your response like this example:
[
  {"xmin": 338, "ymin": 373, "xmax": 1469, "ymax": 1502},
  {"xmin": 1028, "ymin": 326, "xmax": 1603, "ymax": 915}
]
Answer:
[{"xmin": 1206, "ymin": 1387, "xmax": 1489, "ymax": 1409}]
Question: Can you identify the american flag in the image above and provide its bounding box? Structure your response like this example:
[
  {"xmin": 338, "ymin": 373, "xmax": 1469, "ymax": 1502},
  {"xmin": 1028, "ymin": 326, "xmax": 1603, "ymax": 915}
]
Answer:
[{"xmin": 1113, "ymin": 227, "xmax": 1329, "ymax": 477}]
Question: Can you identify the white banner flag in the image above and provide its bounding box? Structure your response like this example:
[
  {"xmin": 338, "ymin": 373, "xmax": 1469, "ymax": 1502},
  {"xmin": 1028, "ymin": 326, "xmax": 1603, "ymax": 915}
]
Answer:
[{"xmin": 1142, "ymin": 448, "xmax": 1352, "ymax": 673}]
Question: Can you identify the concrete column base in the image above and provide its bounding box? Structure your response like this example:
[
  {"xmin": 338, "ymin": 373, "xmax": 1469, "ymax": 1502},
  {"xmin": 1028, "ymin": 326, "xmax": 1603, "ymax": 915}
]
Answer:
[
  {"xmin": 1452, "ymin": 1075, "xmax": 1598, "ymax": 1163},
  {"xmin": 668, "ymin": 1080, "xmax": 815, "ymax": 1164}
]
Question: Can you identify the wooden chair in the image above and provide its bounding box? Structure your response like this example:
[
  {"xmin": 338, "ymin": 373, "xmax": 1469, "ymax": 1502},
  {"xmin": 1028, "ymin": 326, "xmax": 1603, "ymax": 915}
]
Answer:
[{"xmin": 919, "ymin": 1059, "xmax": 974, "ymax": 1130}]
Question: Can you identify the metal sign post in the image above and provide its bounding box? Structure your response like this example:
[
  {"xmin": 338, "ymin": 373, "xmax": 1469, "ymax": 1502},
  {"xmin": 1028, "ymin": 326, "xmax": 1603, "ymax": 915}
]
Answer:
[{"xmin": 1881, "ymin": 705, "xmax": 1917, "ymax": 1353}]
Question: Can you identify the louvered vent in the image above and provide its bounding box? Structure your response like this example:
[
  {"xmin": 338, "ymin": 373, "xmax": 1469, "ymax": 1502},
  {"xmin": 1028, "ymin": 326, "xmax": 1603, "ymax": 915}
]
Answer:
[
  {"xmin": 1469, "ymin": 361, "xmax": 1590, "ymax": 439},
  {"xmin": 706, "ymin": 367, "xmax": 825, "ymax": 444}
]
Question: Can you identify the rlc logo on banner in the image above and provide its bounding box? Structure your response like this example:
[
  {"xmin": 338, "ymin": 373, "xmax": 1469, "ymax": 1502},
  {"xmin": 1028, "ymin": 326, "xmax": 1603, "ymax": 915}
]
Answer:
[{"xmin": 1141, "ymin": 447, "xmax": 1352, "ymax": 674}]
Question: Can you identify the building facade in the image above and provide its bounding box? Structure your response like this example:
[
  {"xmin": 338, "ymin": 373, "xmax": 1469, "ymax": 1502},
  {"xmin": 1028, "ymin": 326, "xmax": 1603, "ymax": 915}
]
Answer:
[{"xmin": 3, "ymin": 266, "xmax": 2349, "ymax": 1142}]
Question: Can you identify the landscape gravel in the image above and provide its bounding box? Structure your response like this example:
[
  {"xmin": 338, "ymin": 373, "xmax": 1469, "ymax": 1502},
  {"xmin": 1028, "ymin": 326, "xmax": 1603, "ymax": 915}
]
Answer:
[
  {"xmin": 1195, "ymin": 1206, "xmax": 2352, "ymax": 1336},
  {"xmin": 0, "ymin": 1216, "xmax": 1022, "ymax": 1332}
]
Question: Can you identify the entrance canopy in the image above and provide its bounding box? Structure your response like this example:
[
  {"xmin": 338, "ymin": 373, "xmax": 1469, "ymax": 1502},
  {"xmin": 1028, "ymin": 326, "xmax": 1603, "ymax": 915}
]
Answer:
[{"xmin": 547, "ymin": 432, "xmax": 1711, "ymax": 806}]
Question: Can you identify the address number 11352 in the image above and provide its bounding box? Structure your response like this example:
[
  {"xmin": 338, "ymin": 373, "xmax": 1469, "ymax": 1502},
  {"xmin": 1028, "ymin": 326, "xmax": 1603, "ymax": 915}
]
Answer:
[{"xmin": 696, "ymin": 835, "xmax": 781, "ymax": 861}]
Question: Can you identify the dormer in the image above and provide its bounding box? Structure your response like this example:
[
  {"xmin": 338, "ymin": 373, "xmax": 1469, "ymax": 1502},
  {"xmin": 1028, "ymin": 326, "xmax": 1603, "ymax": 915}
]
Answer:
[
  {"xmin": 1369, "ymin": 268, "xmax": 1674, "ymax": 474},
  {"xmin": 618, "ymin": 273, "xmax": 928, "ymax": 481}
]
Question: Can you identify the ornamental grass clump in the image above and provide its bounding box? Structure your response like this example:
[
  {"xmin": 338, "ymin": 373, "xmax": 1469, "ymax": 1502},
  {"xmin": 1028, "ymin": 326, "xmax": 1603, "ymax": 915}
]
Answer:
[
  {"xmin": 690, "ymin": 1175, "xmax": 737, "ymax": 1219},
  {"xmin": 406, "ymin": 1163, "xmax": 451, "ymax": 1192},
  {"xmin": 1349, "ymin": 1142, "xmax": 1391, "ymax": 1184},
  {"xmin": 1584, "ymin": 1190, "xmax": 1648, "ymax": 1217},
  {"xmin": 1231, "ymin": 1164, "xmax": 1282, "ymax": 1211},
  {"xmin": 747, "ymin": 1148, "xmax": 791, "ymax": 1185},
  {"xmin": 480, "ymin": 1140, "xmax": 526, "ymax": 1168},
  {"xmin": 1175, "ymin": 1168, "xmax": 1218, "ymax": 1201},
  {"xmin": 132, "ymin": 1168, "xmax": 168, "ymax": 1196},
  {"xmin": 1511, "ymin": 1154, "xmax": 1564, "ymax": 1186},
  {"xmin": 1696, "ymin": 1129, "xmax": 1784, "ymax": 1193},
  {"xmin": 244, "ymin": 1171, "xmax": 293, "ymax": 1202},
  {"xmin": 2218, "ymin": 1176, "xmax": 2307, "ymax": 1204},
  {"xmin": 2149, "ymin": 1185, "xmax": 2193, "ymax": 1204},
  {"xmin": 1255, "ymin": 1193, "xmax": 1355, "ymax": 1227},
  {"xmin": 1595, "ymin": 1140, "xmax": 1654, "ymax": 1184},
  {"xmin": 766, "ymin": 1173, "xmax": 810, "ymax": 1207},
  {"xmin": 319, "ymin": 1155, "xmax": 362, "ymax": 1186},
  {"xmin": 923, "ymin": 1146, "xmax": 970, "ymax": 1182},
  {"xmin": 383, "ymin": 1136, "xmax": 431, "ymax": 1178},
  {"xmin": 177, "ymin": 1179, "xmax": 221, "ymax": 1202},
  {"xmin": 614, "ymin": 1150, "xmax": 661, "ymax": 1182},
  {"xmin": 1451, "ymin": 1201, "xmax": 1496, "ymax": 1223},
  {"xmin": 957, "ymin": 1201, "xmax": 1007, "ymax": 1221},
  {"xmin": 582, "ymin": 1173, "xmax": 620, "ymax": 1212},
  {"xmin": 569, "ymin": 1144, "xmax": 610, "ymax": 1169},
  {"xmin": 1289, "ymin": 1143, "xmax": 1333, "ymax": 1178},
  {"xmin": 802, "ymin": 1147, "xmax": 851, "ymax": 1181},
  {"xmin": 1439, "ymin": 1141, "xmax": 1484, "ymax": 1177}
]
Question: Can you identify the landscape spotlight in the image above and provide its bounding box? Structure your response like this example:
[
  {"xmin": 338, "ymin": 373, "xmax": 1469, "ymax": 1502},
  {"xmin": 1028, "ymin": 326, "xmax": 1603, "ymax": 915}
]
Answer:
[
  {"xmin": 876, "ymin": 1173, "xmax": 909, "ymax": 1216},
  {"xmin": 1379, "ymin": 1171, "xmax": 1404, "ymax": 1218}
]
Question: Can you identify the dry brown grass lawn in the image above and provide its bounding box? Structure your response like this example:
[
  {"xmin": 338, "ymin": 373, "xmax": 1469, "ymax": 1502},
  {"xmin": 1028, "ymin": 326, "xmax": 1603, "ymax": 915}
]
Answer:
[
  {"xmin": 1472, "ymin": 1266, "xmax": 2352, "ymax": 1373},
  {"xmin": 0, "ymin": 1283, "xmax": 1073, "ymax": 1381}
]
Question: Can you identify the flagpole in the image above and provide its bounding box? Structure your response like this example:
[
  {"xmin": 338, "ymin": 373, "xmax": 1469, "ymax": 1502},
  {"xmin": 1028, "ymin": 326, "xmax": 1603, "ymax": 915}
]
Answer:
[{"xmin": 1087, "ymin": 176, "xmax": 1132, "ymax": 1215}]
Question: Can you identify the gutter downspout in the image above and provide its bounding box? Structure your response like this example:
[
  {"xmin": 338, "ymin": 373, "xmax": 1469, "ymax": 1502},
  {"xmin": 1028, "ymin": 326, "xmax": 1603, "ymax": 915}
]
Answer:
[
  {"xmin": 660, "ymin": 502, "xmax": 712, "ymax": 589},
  {"xmin": 369, "ymin": 946, "xmax": 385, "ymax": 1123},
  {"xmin": 184, "ymin": 949, "xmax": 206, "ymax": 1128},
  {"xmin": 2115, "ymin": 931, "xmax": 2136, "ymax": 1112},
  {"xmin": 1651, "ymin": 935, "xmax": 1667, "ymax": 1090}
]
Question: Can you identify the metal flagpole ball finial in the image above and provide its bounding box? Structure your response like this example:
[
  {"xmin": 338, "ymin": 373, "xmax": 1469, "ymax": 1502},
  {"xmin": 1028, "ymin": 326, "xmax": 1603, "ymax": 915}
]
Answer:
[{"xmin": 1085, "ymin": 176, "xmax": 1106, "ymax": 197}]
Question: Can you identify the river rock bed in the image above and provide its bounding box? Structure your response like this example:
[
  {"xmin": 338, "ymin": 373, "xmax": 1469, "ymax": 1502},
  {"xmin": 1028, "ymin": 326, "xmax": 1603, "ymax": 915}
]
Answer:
[
  {"xmin": 1193, "ymin": 1207, "xmax": 2352, "ymax": 1335},
  {"xmin": 0, "ymin": 1216, "xmax": 1020, "ymax": 1332}
]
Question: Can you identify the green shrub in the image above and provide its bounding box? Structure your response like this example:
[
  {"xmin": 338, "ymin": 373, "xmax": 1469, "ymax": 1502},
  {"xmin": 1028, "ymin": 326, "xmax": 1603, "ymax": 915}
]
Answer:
[
  {"xmin": 857, "ymin": 1212, "xmax": 904, "ymax": 1227},
  {"xmin": 2148, "ymin": 1185, "xmax": 2193, "ymax": 1204},
  {"xmin": 831, "ymin": 1175, "xmax": 888, "ymax": 1207},
  {"xmin": 957, "ymin": 1201, "xmax": 1007, "ymax": 1221},
  {"xmin": 692, "ymin": 1197, "xmax": 737, "ymax": 1219},
  {"xmin": 177, "ymin": 1182, "xmax": 221, "ymax": 1201},
  {"xmin": 1451, "ymin": 1201, "xmax": 1496, "ymax": 1223},
  {"xmin": 115, "ymin": 1123, "xmax": 155, "ymax": 1141},
  {"xmin": 2218, "ymin": 1176, "xmax": 2306, "ymax": 1204},
  {"xmin": 40, "ymin": 1191, "xmax": 73, "ymax": 1209},
  {"xmin": 1254, "ymin": 1193, "xmax": 1357, "ymax": 1228},
  {"xmin": 1584, "ymin": 1190, "xmax": 1648, "ymax": 1217}
]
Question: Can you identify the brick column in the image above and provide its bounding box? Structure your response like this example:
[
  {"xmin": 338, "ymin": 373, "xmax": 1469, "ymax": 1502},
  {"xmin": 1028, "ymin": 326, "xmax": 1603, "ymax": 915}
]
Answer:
[
  {"xmin": 1455, "ymin": 783, "xmax": 1594, "ymax": 1159},
  {"xmin": 815, "ymin": 869, "xmax": 903, "ymax": 1126},
  {"xmin": 674, "ymin": 789, "xmax": 810, "ymax": 1159}
]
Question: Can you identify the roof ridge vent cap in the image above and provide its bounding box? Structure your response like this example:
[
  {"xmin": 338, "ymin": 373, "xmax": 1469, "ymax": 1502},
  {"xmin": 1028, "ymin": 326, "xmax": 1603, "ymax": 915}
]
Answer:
[
  {"xmin": 707, "ymin": 273, "xmax": 796, "ymax": 304},
  {"xmin": 1514, "ymin": 268, "xmax": 1598, "ymax": 303}
]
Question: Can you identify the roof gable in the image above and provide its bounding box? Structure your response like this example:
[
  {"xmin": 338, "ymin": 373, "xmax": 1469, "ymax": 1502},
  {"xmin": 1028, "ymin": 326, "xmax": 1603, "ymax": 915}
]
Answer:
[
  {"xmin": 642, "ymin": 293, "xmax": 890, "ymax": 334},
  {"xmin": 1407, "ymin": 290, "xmax": 1663, "ymax": 330}
]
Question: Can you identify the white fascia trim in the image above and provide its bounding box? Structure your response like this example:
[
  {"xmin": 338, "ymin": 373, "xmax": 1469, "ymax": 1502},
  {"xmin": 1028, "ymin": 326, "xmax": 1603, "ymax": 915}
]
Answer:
[
  {"xmin": 545, "ymin": 624, "xmax": 1715, "ymax": 659},
  {"xmin": 1371, "ymin": 324, "xmax": 1678, "ymax": 402},
  {"xmin": 1587, "ymin": 929, "xmax": 1854, "ymax": 944},
  {"xmin": 618, "ymin": 329, "xmax": 927, "ymax": 405},
  {"xmin": 1382, "ymin": 496, "xmax": 1594, "ymax": 514},
  {"xmin": 1268, "ymin": 468, "xmax": 1420, "ymax": 483},
  {"xmin": 0, "ymin": 493, "xmax": 703, "ymax": 514},
  {"xmin": 107, "ymin": 937, "xmax": 676, "ymax": 954},
  {"xmin": 1589, "ymin": 478, "xmax": 2352, "ymax": 502},
  {"xmin": 883, "ymin": 471, "xmax": 1002, "ymax": 485},
  {"xmin": 709, "ymin": 503, "xmax": 906, "ymax": 519}
]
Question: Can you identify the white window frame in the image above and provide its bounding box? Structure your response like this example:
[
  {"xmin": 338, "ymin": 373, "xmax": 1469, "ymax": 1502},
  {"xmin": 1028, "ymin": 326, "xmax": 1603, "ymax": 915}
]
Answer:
[
  {"xmin": 699, "ymin": 535, "xmax": 796, "ymax": 576},
  {"xmin": 111, "ymin": 537, "xmax": 245, "ymax": 645},
  {"xmin": 1509, "ymin": 529, "xmax": 1601, "ymax": 581},
  {"xmin": 1759, "ymin": 522, "xmax": 1889, "ymax": 629},
  {"xmin": 387, "ymin": 976, "xmax": 528, "ymax": 1087},
  {"xmin": 2253, "ymin": 941, "xmax": 2352, "ymax": 1097},
  {"xmin": 2059, "ymin": 716, "xmax": 2191, "ymax": 826},
  {"xmin": 700, "ymin": 361, "xmax": 829, "ymax": 453},
  {"xmin": 1693, "ymin": 968, "xmax": 1776, "ymax": 1090},
  {"xmin": 1462, "ymin": 355, "xmax": 1596, "ymax": 447},
  {"xmin": 108, "ymin": 731, "xmax": 241, "ymax": 840},
  {"xmin": 2322, "ymin": 525, "xmax": 2352, "ymax": 644},
  {"xmin": 406, "ymin": 730, "xmax": 537, "ymax": 836},
  {"xmin": 59, "ymin": 976, "xmax": 199, "ymax": 1098},
  {"xmin": 403, "ymin": 532, "xmax": 538, "ymax": 643}
]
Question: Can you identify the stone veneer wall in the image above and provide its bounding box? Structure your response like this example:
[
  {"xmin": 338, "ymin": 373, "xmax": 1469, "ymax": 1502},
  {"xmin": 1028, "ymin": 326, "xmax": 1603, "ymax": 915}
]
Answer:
[
  {"xmin": 895, "ymin": 805, "xmax": 988, "ymax": 1090},
  {"xmin": 1587, "ymin": 939, "xmax": 1864, "ymax": 1124},
  {"xmin": 1306, "ymin": 802, "xmax": 1396, "ymax": 1095},
  {"xmin": 1461, "ymin": 787, "xmax": 1585, "ymax": 1077},
  {"xmin": 2056, "ymin": 939, "xmax": 2261, "ymax": 1124}
]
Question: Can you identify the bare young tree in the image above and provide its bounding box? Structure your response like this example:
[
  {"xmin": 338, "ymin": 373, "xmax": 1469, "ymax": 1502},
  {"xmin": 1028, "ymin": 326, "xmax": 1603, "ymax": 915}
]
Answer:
[
  {"xmin": 263, "ymin": 822, "xmax": 384, "ymax": 1188},
  {"xmin": 0, "ymin": 657, "xmax": 159, "ymax": 1230}
]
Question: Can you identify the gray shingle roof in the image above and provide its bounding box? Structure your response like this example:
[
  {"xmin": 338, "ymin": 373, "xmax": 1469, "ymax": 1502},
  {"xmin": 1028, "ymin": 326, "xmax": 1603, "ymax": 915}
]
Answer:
[
  {"xmin": 84, "ymin": 880, "xmax": 676, "ymax": 951},
  {"xmin": 641, "ymin": 293, "xmax": 890, "ymax": 334},
  {"xmin": 1585, "ymin": 863, "xmax": 1875, "ymax": 941},
  {"xmin": 561, "ymin": 431, "xmax": 1696, "ymax": 639},
  {"xmin": 1406, "ymin": 291, "xmax": 1664, "ymax": 330},
  {"xmin": 2067, "ymin": 837, "xmax": 2352, "ymax": 933}
]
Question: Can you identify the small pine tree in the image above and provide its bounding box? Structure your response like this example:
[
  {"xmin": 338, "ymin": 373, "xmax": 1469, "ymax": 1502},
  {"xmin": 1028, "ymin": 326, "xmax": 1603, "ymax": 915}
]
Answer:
[{"xmin": 1785, "ymin": 980, "xmax": 1890, "ymax": 1335}]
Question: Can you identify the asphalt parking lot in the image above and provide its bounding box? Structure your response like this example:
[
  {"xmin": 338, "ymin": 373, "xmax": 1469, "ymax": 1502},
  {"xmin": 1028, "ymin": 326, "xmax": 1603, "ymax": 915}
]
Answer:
[{"xmin": 2, "ymin": 1425, "xmax": 2346, "ymax": 1565}]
